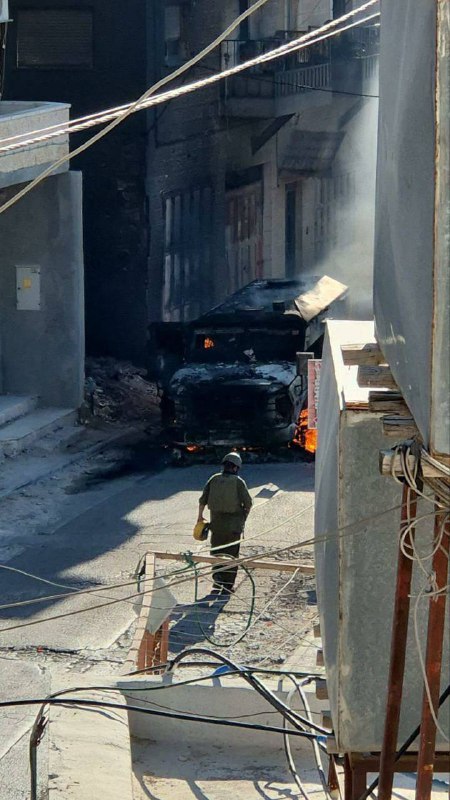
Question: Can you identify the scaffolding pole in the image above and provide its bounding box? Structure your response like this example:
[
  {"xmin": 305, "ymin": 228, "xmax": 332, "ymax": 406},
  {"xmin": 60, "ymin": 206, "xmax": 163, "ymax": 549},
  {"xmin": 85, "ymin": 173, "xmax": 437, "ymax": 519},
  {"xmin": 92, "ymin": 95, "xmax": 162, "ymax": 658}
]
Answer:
[
  {"xmin": 378, "ymin": 484, "xmax": 418, "ymax": 800},
  {"xmin": 415, "ymin": 511, "xmax": 450, "ymax": 800}
]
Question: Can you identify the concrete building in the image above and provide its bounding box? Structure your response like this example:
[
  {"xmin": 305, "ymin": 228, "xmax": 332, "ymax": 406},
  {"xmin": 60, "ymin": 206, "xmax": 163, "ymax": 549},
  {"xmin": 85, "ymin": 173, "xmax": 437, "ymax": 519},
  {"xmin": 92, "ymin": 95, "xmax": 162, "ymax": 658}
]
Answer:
[
  {"xmin": 0, "ymin": 8, "xmax": 84, "ymax": 453},
  {"xmin": 2, "ymin": 1, "xmax": 379, "ymax": 361},
  {"xmin": 3, "ymin": 0, "xmax": 153, "ymax": 363},
  {"xmin": 149, "ymin": 0, "xmax": 379, "ymax": 324}
]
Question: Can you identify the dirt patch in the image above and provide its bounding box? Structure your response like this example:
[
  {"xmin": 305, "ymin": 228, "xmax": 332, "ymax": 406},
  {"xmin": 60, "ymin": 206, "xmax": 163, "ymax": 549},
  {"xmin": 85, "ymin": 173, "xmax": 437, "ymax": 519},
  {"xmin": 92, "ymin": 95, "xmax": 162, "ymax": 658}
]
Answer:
[{"xmin": 84, "ymin": 358, "xmax": 160, "ymax": 427}]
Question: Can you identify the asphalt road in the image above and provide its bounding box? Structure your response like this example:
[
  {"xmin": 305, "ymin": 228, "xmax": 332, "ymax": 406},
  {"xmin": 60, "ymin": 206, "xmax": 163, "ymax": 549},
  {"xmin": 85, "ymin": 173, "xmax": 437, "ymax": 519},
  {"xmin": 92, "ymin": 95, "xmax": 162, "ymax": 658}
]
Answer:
[{"xmin": 0, "ymin": 454, "xmax": 315, "ymax": 798}]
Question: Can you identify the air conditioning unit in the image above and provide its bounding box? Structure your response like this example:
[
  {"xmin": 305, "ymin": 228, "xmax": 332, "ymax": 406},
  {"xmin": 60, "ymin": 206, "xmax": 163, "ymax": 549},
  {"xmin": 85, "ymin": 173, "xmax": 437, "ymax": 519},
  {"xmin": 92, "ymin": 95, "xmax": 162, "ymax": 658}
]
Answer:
[{"xmin": 0, "ymin": 1, "xmax": 9, "ymax": 23}]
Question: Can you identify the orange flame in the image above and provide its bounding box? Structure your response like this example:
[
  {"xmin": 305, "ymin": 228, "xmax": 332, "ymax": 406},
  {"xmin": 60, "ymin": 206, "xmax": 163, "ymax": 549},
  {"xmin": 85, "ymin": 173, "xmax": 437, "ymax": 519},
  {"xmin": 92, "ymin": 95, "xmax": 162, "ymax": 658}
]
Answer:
[
  {"xmin": 293, "ymin": 408, "xmax": 317, "ymax": 454},
  {"xmin": 204, "ymin": 337, "xmax": 215, "ymax": 349}
]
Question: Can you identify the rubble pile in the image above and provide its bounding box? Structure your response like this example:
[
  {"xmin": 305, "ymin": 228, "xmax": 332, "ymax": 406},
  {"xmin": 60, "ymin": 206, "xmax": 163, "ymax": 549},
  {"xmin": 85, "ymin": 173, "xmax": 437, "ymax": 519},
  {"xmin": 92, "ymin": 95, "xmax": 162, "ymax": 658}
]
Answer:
[{"xmin": 84, "ymin": 358, "xmax": 160, "ymax": 425}]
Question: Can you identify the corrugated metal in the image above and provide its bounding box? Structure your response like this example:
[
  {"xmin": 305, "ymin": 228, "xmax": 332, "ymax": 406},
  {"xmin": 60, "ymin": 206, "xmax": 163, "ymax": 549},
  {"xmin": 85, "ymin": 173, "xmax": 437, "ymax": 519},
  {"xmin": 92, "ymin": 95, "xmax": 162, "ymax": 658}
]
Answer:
[{"xmin": 373, "ymin": 0, "xmax": 449, "ymax": 458}]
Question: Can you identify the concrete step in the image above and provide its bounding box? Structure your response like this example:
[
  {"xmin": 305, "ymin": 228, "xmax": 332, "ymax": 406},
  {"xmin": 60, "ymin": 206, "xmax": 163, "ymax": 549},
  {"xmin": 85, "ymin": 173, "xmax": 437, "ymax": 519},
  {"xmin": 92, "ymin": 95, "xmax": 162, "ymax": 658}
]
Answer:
[
  {"xmin": 0, "ymin": 408, "xmax": 77, "ymax": 458},
  {"xmin": 0, "ymin": 395, "xmax": 38, "ymax": 427}
]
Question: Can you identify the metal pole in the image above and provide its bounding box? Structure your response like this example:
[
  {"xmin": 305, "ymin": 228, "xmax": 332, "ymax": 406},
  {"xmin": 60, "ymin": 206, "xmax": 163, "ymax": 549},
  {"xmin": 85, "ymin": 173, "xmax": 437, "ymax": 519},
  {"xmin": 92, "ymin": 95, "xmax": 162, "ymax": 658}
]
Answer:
[
  {"xmin": 378, "ymin": 484, "xmax": 418, "ymax": 800},
  {"xmin": 415, "ymin": 512, "xmax": 450, "ymax": 800}
]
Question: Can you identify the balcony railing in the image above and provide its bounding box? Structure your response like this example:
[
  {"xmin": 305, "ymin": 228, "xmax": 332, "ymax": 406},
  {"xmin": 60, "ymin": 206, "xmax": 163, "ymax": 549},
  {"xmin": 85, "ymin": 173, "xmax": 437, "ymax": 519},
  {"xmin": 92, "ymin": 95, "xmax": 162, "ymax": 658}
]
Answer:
[
  {"xmin": 221, "ymin": 36, "xmax": 330, "ymax": 73},
  {"xmin": 274, "ymin": 62, "xmax": 331, "ymax": 98},
  {"xmin": 221, "ymin": 37, "xmax": 331, "ymax": 102}
]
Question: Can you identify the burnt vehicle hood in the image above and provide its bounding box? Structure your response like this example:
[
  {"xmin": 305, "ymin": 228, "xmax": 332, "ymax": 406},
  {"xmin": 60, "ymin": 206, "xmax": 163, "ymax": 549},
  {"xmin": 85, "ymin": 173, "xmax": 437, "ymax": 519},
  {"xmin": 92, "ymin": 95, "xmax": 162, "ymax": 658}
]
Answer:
[{"xmin": 170, "ymin": 361, "xmax": 297, "ymax": 391}]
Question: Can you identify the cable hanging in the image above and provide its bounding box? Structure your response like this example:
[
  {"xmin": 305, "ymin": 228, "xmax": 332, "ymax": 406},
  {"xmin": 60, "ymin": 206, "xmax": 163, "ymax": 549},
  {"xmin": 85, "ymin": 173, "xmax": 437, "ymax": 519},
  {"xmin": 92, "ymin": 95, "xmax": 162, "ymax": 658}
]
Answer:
[{"xmin": 0, "ymin": 2, "xmax": 379, "ymax": 216}]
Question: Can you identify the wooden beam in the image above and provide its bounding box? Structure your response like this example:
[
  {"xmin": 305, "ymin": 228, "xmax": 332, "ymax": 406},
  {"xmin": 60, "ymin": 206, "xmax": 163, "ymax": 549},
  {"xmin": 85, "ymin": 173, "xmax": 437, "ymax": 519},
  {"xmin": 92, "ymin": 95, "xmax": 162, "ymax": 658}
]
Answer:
[
  {"xmin": 357, "ymin": 365, "xmax": 398, "ymax": 390},
  {"xmin": 341, "ymin": 342, "xmax": 384, "ymax": 366},
  {"xmin": 382, "ymin": 416, "xmax": 419, "ymax": 439},
  {"xmin": 154, "ymin": 551, "xmax": 315, "ymax": 575},
  {"xmin": 348, "ymin": 751, "xmax": 450, "ymax": 773},
  {"xmin": 316, "ymin": 649, "xmax": 325, "ymax": 667},
  {"xmin": 379, "ymin": 449, "xmax": 443, "ymax": 478},
  {"xmin": 368, "ymin": 391, "xmax": 410, "ymax": 416},
  {"xmin": 314, "ymin": 622, "xmax": 321, "ymax": 638}
]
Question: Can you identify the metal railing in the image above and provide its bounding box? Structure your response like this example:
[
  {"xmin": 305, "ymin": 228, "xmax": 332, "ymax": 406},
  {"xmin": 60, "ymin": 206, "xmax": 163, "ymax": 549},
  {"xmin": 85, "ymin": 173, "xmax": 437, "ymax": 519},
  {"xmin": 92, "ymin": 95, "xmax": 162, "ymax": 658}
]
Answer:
[
  {"xmin": 274, "ymin": 62, "xmax": 331, "ymax": 97},
  {"xmin": 221, "ymin": 37, "xmax": 330, "ymax": 72},
  {"xmin": 360, "ymin": 53, "xmax": 379, "ymax": 82}
]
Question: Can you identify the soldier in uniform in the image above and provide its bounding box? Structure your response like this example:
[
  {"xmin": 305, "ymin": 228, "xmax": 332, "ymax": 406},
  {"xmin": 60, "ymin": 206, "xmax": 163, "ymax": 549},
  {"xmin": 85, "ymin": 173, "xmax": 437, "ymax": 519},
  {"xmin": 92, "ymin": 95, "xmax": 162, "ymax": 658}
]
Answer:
[{"xmin": 197, "ymin": 452, "xmax": 252, "ymax": 593}]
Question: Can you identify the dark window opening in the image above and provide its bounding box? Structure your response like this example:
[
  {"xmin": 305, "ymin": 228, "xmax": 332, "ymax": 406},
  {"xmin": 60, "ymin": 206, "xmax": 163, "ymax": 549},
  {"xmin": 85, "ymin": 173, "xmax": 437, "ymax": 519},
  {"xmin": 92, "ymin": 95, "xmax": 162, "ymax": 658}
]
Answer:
[{"xmin": 17, "ymin": 8, "xmax": 94, "ymax": 69}]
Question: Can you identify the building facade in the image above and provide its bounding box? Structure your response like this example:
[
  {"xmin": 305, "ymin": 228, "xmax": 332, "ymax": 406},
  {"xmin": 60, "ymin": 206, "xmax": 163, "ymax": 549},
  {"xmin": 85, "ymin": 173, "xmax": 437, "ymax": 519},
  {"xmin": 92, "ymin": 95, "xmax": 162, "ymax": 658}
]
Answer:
[
  {"xmin": 2, "ymin": 0, "xmax": 379, "ymax": 364},
  {"xmin": 0, "ymin": 4, "xmax": 84, "ymax": 412}
]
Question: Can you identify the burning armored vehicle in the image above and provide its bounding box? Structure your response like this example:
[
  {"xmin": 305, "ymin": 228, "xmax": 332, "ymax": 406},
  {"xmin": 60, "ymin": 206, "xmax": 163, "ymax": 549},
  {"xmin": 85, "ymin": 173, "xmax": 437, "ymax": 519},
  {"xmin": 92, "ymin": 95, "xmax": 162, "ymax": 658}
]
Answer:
[{"xmin": 148, "ymin": 276, "xmax": 347, "ymax": 448}]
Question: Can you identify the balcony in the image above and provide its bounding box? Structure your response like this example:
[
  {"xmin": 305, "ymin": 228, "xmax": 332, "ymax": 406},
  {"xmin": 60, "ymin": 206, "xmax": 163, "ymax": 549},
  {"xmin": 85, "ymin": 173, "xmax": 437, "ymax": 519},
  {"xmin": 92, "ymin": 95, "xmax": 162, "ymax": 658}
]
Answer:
[
  {"xmin": 220, "ymin": 24, "xmax": 379, "ymax": 119},
  {"xmin": 0, "ymin": 101, "xmax": 70, "ymax": 189},
  {"xmin": 220, "ymin": 37, "xmax": 332, "ymax": 118}
]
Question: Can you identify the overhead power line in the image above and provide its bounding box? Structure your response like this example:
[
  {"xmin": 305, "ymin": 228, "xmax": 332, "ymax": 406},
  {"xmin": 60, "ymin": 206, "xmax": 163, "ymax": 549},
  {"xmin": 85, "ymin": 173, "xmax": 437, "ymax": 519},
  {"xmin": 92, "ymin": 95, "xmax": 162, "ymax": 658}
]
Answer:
[
  {"xmin": 0, "ymin": 4, "xmax": 379, "ymax": 154},
  {"xmin": 0, "ymin": 500, "xmax": 441, "ymax": 636},
  {"xmin": 0, "ymin": 2, "xmax": 379, "ymax": 215}
]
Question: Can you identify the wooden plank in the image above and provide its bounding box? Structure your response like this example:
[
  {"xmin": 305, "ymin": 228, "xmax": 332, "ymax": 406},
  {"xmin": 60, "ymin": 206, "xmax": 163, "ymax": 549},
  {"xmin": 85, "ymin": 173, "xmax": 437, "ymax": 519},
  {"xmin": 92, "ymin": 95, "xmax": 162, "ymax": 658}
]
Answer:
[
  {"xmin": 368, "ymin": 391, "xmax": 410, "ymax": 416},
  {"xmin": 316, "ymin": 649, "xmax": 325, "ymax": 667},
  {"xmin": 328, "ymin": 754, "xmax": 345, "ymax": 799},
  {"xmin": 341, "ymin": 342, "xmax": 384, "ymax": 366},
  {"xmin": 154, "ymin": 551, "xmax": 315, "ymax": 574},
  {"xmin": 379, "ymin": 449, "xmax": 443, "ymax": 478},
  {"xmin": 349, "ymin": 752, "xmax": 450, "ymax": 772},
  {"xmin": 316, "ymin": 678, "xmax": 329, "ymax": 700},
  {"xmin": 382, "ymin": 416, "xmax": 419, "ymax": 439},
  {"xmin": 313, "ymin": 622, "xmax": 321, "ymax": 638},
  {"xmin": 358, "ymin": 365, "xmax": 398, "ymax": 389}
]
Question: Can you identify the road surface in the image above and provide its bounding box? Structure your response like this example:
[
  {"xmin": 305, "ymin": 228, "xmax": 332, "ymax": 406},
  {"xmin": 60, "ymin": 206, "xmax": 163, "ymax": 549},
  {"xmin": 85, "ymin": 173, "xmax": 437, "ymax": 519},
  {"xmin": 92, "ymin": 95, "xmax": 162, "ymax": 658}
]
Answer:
[{"xmin": 0, "ymin": 453, "xmax": 316, "ymax": 798}]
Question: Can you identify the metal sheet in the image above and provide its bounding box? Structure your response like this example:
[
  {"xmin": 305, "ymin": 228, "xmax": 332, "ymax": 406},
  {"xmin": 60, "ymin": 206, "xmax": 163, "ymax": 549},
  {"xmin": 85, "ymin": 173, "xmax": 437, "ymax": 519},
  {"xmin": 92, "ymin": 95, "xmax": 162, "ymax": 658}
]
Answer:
[{"xmin": 16, "ymin": 265, "xmax": 40, "ymax": 311}]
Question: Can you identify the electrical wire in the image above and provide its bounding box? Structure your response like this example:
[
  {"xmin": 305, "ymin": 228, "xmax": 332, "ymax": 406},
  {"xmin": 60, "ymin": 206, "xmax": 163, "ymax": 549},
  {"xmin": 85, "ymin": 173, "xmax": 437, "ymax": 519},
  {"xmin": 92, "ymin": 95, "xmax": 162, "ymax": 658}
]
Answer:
[
  {"xmin": 358, "ymin": 683, "xmax": 450, "ymax": 800},
  {"xmin": 0, "ymin": 2, "xmax": 379, "ymax": 155},
  {"xmin": 187, "ymin": 553, "xmax": 256, "ymax": 647},
  {"xmin": 283, "ymin": 680, "xmax": 318, "ymax": 800},
  {"xmin": 166, "ymin": 647, "xmax": 330, "ymax": 736},
  {"xmin": 0, "ymin": 695, "xmax": 321, "ymax": 738},
  {"xmin": 287, "ymin": 677, "xmax": 331, "ymax": 788},
  {"xmin": 0, "ymin": 495, "xmax": 412, "ymax": 627},
  {"xmin": 390, "ymin": 447, "xmax": 450, "ymax": 741},
  {"xmin": 0, "ymin": 4, "xmax": 380, "ymax": 217}
]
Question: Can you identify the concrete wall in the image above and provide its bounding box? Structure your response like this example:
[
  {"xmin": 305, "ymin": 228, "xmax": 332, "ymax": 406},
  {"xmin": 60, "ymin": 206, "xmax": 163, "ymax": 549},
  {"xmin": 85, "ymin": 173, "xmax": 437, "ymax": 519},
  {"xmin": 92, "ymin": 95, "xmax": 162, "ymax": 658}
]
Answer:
[
  {"xmin": 0, "ymin": 172, "xmax": 84, "ymax": 408},
  {"xmin": 374, "ymin": 0, "xmax": 450, "ymax": 456},
  {"xmin": 315, "ymin": 321, "xmax": 450, "ymax": 752},
  {"xmin": 0, "ymin": 101, "xmax": 69, "ymax": 189},
  {"xmin": 4, "ymin": 0, "xmax": 151, "ymax": 364},
  {"xmin": 147, "ymin": 0, "xmax": 256, "ymax": 322}
]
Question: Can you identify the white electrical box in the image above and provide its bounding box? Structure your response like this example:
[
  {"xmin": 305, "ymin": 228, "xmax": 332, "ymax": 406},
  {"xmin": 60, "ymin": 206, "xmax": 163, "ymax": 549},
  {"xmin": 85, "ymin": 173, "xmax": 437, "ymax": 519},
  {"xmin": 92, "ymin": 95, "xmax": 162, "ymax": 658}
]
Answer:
[
  {"xmin": 0, "ymin": 1, "xmax": 9, "ymax": 23},
  {"xmin": 16, "ymin": 266, "xmax": 41, "ymax": 311}
]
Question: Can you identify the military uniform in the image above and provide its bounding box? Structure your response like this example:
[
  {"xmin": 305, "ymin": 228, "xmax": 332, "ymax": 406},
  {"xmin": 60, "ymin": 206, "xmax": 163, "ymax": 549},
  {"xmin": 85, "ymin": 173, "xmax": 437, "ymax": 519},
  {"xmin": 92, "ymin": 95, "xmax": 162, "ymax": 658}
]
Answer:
[{"xmin": 199, "ymin": 471, "xmax": 253, "ymax": 589}]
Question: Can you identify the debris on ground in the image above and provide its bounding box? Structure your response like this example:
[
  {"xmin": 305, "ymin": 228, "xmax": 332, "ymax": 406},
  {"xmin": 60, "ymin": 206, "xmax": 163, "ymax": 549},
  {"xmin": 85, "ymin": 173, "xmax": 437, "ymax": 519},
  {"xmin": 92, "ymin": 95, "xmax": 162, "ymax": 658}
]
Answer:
[{"xmin": 83, "ymin": 358, "xmax": 160, "ymax": 426}]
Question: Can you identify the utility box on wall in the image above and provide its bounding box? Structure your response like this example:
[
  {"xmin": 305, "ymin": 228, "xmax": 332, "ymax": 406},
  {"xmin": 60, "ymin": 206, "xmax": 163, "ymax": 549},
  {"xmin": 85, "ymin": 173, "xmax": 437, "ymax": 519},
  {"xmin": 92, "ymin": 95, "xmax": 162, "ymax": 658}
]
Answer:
[{"xmin": 16, "ymin": 266, "xmax": 41, "ymax": 311}]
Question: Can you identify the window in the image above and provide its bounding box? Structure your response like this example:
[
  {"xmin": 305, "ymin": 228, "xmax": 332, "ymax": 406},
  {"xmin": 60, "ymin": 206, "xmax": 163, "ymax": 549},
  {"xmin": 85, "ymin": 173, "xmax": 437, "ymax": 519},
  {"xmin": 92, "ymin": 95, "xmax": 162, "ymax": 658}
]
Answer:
[
  {"xmin": 162, "ymin": 186, "xmax": 214, "ymax": 322},
  {"xmin": 17, "ymin": 8, "xmax": 93, "ymax": 68},
  {"xmin": 164, "ymin": 4, "xmax": 187, "ymax": 66}
]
